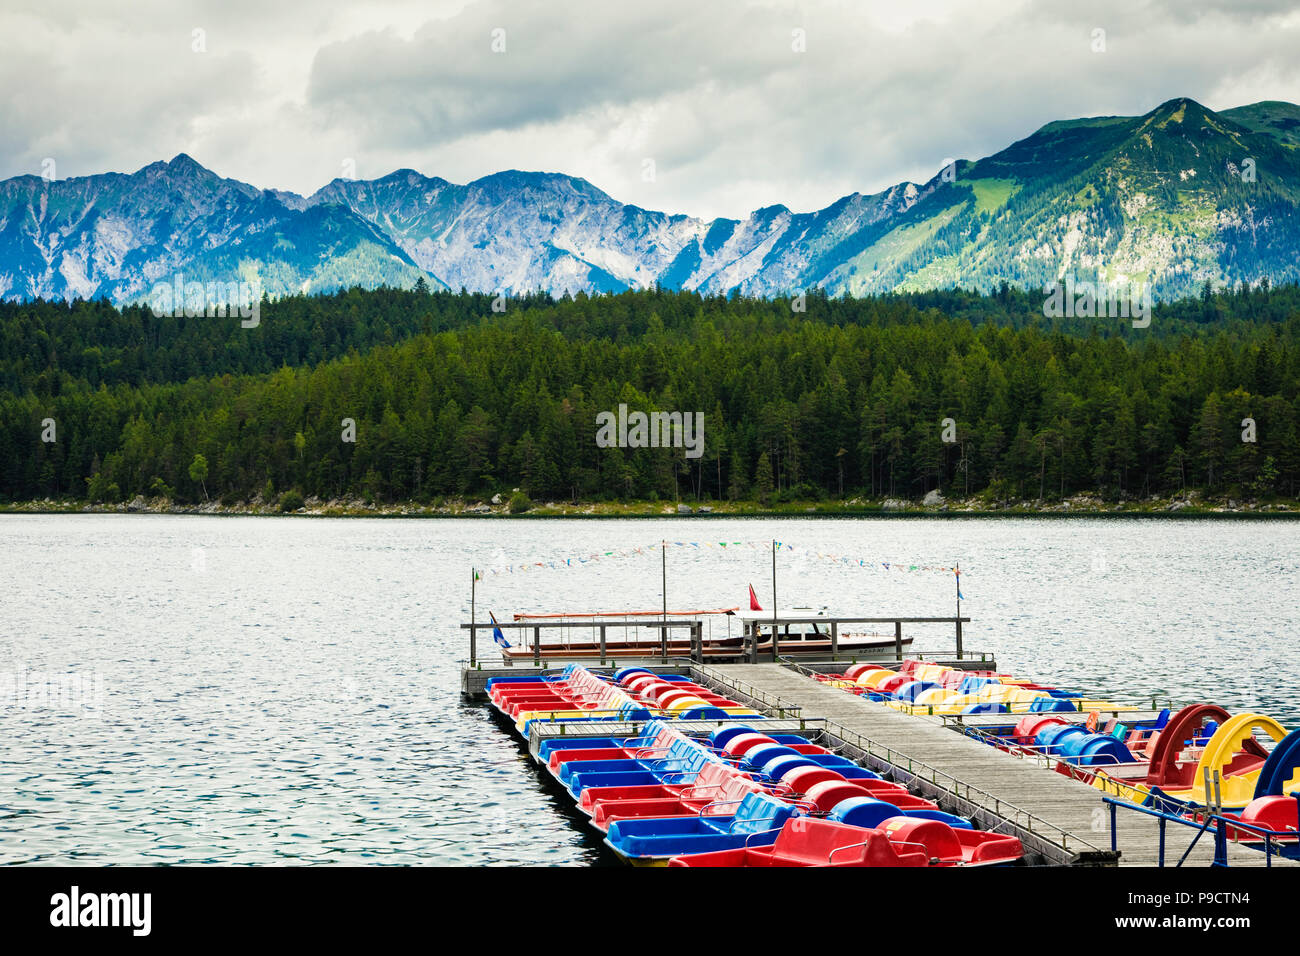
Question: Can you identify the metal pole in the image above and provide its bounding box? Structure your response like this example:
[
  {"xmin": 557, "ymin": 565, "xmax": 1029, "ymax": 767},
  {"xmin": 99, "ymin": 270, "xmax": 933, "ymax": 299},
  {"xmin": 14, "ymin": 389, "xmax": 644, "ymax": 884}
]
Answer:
[
  {"xmin": 894, "ymin": 620, "xmax": 903, "ymax": 660},
  {"xmin": 955, "ymin": 562, "xmax": 963, "ymax": 659},
  {"xmin": 470, "ymin": 567, "xmax": 477, "ymax": 665},
  {"xmin": 599, "ymin": 624, "xmax": 607, "ymax": 665},
  {"xmin": 771, "ymin": 540, "xmax": 778, "ymax": 662},
  {"xmin": 830, "ymin": 620, "xmax": 839, "ymax": 660},
  {"xmin": 1213, "ymin": 805, "xmax": 1228, "ymax": 867},
  {"xmin": 661, "ymin": 541, "xmax": 669, "ymax": 665},
  {"xmin": 661, "ymin": 540, "xmax": 667, "ymax": 622}
]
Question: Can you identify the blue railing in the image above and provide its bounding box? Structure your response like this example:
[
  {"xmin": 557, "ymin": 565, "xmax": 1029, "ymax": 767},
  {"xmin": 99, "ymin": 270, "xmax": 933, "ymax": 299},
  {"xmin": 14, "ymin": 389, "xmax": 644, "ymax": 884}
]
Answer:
[{"xmin": 1102, "ymin": 793, "xmax": 1300, "ymax": 867}]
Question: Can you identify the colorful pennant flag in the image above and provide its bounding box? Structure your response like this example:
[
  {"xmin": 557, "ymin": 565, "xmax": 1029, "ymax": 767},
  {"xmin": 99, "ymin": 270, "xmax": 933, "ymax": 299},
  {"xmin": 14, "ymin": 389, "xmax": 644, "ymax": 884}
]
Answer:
[{"xmin": 471, "ymin": 539, "xmax": 965, "ymax": 581}]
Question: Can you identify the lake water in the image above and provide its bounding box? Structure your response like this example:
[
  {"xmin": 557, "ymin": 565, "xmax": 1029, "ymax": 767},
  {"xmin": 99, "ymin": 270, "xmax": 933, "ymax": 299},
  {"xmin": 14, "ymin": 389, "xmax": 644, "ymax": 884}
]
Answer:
[{"xmin": 1, "ymin": 514, "xmax": 1296, "ymax": 865}]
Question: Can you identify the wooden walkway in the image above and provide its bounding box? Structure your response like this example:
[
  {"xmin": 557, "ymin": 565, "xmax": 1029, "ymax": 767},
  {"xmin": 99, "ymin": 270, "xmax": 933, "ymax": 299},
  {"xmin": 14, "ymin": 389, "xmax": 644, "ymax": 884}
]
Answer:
[{"xmin": 705, "ymin": 664, "xmax": 1291, "ymax": 867}]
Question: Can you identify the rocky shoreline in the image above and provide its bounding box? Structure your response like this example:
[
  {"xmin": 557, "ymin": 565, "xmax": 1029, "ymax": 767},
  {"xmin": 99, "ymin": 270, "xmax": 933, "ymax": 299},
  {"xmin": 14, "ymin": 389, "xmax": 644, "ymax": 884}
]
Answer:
[{"xmin": 1, "ymin": 488, "xmax": 1295, "ymax": 518}]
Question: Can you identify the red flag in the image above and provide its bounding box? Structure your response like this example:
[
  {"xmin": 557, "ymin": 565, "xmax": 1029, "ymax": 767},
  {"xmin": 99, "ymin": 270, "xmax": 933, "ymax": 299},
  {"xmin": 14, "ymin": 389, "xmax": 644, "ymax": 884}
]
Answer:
[{"xmin": 748, "ymin": 584, "xmax": 762, "ymax": 611}]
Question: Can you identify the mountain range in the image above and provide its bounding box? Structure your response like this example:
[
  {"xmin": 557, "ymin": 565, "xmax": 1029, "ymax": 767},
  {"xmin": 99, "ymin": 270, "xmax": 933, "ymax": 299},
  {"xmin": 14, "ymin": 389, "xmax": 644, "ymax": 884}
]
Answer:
[{"xmin": 3, "ymin": 97, "xmax": 1299, "ymax": 306}]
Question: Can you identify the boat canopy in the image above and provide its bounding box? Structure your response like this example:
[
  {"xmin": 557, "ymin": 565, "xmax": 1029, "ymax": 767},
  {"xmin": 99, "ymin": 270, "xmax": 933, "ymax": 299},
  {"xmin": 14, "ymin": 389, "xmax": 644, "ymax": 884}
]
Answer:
[
  {"xmin": 512, "ymin": 608, "xmax": 739, "ymax": 621},
  {"xmin": 739, "ymin": 606, "xmax": 837, "ymax": 622}
]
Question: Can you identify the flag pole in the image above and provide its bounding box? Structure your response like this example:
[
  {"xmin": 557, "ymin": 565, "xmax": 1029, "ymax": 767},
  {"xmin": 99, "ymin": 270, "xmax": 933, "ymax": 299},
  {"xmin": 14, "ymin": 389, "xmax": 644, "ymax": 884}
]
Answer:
[
  {"xmin": 771, "ymin": 539, "xmax": 778, "ymax": 662},
  {"xmin": 470, "ymin": 566, "xmax": 477, "ymax": 665},
  {"xmin": 661, "ymin": 540, "xmax": 669, "ymax": 662},
  {"xmin": 661, "ymin": 540, "xmax": 667, "ymax": 621},
  {"xmin": 954, "ymin": 561, "xmax": 963, "ymax": 660}
]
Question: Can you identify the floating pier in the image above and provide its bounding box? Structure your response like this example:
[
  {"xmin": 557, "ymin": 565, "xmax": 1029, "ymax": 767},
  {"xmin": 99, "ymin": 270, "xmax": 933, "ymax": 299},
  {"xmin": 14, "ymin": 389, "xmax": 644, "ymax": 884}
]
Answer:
[
  {"xmin": 461, "ymin": 617, "xmax": 1297, "ymax": 867},
  {"xmin": 689, "ymin": 663, "xmax": 1290, "ymax": 867}
]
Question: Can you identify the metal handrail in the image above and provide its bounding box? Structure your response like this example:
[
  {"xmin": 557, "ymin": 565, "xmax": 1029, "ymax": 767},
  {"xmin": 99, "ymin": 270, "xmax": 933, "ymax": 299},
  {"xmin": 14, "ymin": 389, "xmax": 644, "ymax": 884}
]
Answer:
[
  {"xmin": 963, "ymin": 729, "xmax": 1149, "ymax": 771},
  {"xmin": 696, "ymin": 798, "xmax": 750, "ymax": 816},
  {"xmin": 953, "ymin": 716, "xmax": 1197, "ymax": 802},
  {"xmin": 461, "ymin": 619, "xmax": 705, "ymax": 665},
  {"xmin": 785, "ymin": 656, "xmax": 1180, "ymax": 801},
  {"xmin": 816, "ymin": 715, "xmax": 1100, "ymax": 854},
  {"xmin": 790, "ymin": 655, "xmax": 1174, "ymax": 714},
  {"xmin": 677, "ymin": 780, "xmax": 732, "ymax": 800},
  {"xmin": 826, "ymin": 839, "xmax": 875, "ymax": 864},
  {"xmin": 1102, "ymin": 793, "xmax": 1300, "ymax": 867},
  {"xmin": 690, "ymin": 663, "xmax": 806, "ymax": 720},
  {"xmin": 711, "ymin": 658, "xmax": 1098, "ymax": 856},
  {"xmin": 739, "ymin": 826, "xmax": 786, "ymax": 846},
  {"xmin": 928, "ymin": 698, "xmax": 1172, "ymax": 718}
]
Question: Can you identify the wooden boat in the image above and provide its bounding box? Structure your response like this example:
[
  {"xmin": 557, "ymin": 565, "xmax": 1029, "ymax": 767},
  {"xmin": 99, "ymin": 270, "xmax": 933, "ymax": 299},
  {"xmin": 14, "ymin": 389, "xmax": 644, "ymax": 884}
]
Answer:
[{"xmin": 496, "ymin": 606, "xmax": 913, "ymax": 664}]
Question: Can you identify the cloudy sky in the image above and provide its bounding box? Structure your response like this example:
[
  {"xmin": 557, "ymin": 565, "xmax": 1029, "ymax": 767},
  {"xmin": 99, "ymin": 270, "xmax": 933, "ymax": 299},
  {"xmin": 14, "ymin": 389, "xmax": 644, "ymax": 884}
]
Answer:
[{"xmin": 3, "ymin": 0, "xmax": 1298, "ymax": 219}]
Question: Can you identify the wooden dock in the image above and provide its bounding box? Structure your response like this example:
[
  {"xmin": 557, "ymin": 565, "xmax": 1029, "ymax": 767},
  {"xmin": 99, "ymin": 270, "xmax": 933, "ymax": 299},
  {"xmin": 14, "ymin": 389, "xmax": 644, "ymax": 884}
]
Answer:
[{"xmin": 699, "ymin": 663, "xmax": 1292, "ymax": 868}]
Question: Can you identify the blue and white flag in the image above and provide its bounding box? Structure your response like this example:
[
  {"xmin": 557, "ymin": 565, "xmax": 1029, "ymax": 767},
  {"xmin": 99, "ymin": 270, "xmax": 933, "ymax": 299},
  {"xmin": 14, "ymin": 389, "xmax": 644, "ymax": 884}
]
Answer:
[{"xmin": 489, "ymin": 612, "xmax": 511, "ymax": 649}]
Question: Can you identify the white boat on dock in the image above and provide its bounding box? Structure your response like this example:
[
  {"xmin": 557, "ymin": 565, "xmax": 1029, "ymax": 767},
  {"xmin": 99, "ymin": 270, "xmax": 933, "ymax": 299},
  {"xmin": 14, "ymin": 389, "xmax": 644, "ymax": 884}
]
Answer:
[{"xmin": 493, "ymin": 606, "xmax": 914, "ymax": 664}]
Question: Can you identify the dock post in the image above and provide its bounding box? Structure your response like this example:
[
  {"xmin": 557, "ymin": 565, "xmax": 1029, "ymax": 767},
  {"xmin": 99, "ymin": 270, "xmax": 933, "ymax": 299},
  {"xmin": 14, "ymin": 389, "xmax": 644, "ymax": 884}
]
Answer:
[
  {"xmin": 770, "ymin": 539, "xmax": 778, "ymax": 662},
  {"xmin": 470, "ymin": 624, "xmax": 477, "ymax": 666},
  {"xmin": 749, "ymin": 623, "xmax": 758, "ymax": 665},
  {"xmin": 660, "ymin": 542, "xmax": 668, "ymax": 663},
  {"xmin": 533, "ymin": 626, "xmax": 541, "ymax": 667},
  {"xmin": 599, "ymin": 625, "xmax": 607, "ymax": 665},
  {"xmin": 894, "ymin": 620, "xmax": 903, "ymax": 660},
  {"xmin": 830, "ymin": 621, "xmax": 839, "ymax": 659},
  {"xmin": 954, "ymin": 562, "xmax": 963, "ymax": 659},
  {"xmin": 691, "ymin": 622, "xmax": 701, "ymax": 663}
]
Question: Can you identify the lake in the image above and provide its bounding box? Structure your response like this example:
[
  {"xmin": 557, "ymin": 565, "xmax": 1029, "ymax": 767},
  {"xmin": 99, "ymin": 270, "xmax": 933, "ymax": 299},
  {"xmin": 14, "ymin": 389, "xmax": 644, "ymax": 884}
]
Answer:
[{"xmin": 1, "ymin": 514, "xmax": 1296, "ymax": 865}]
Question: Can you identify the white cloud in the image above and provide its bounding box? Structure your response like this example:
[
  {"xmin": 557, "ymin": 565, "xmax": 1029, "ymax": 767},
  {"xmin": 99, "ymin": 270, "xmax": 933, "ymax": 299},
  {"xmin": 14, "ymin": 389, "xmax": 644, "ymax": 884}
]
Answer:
[{"xmin": 1, "ymin": 0, "xmax": 1298, "ymax": 219}]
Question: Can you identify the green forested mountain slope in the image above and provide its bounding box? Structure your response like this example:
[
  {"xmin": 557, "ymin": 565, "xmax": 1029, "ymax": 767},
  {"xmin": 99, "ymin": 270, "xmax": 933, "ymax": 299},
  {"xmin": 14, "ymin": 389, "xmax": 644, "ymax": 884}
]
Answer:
[
  {"xmin": 3, "ymin": 286, "xmax": 1298, "ymax": 506},
  {"xmin": 827, "ymin": 99, "xmax": 1300, "ymax": 301}
]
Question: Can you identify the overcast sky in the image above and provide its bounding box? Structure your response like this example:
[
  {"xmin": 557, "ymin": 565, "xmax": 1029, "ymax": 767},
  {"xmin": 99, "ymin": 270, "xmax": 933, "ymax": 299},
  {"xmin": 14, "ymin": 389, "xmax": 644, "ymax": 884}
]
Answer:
[{"xmin": 3, "ymin": 0, "xmax": 1298, "ymax": 219}]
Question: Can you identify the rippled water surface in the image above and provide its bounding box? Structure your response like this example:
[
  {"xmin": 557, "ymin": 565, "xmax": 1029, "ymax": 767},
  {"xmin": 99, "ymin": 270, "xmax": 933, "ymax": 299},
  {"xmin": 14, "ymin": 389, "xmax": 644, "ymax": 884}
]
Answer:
[{"xmin": 2, "ymin": 514, "xmax": 1296, "ymax": 865}]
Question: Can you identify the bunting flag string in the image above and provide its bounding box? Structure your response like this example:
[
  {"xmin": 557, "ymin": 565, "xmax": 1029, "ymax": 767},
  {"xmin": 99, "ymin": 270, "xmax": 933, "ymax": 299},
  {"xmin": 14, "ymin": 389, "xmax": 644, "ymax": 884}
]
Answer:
[{"xmin": 472, "ymin": 539, "xmax": 967, "ymax": 580}]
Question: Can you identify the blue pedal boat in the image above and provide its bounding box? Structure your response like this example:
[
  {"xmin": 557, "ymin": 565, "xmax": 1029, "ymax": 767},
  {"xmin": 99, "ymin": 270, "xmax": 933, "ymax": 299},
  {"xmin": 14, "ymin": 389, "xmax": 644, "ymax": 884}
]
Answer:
[
  {"xmin": 603, "ymin": 791, "xmax": 799, "ymax": 865},
  {"xmin": 566, "ymin": 739, "xmax": 725, "ymax": 797}
]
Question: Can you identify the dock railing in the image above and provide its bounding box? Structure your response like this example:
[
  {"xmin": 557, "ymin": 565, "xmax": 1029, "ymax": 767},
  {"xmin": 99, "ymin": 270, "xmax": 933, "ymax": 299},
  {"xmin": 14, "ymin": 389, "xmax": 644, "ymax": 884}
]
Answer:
[
  {"xmin": 952, "ymin": 717, "xmax": 1184, "ymax": 802},
  {"xmin": 461, "ymin": 618, "xmax": 705, "ymax": 667},
  {"xmin": 782, "ymin": 656, "xmax": 1180, "ymax": 801},
  {"xmin": 744, "ymin": 616, "xmax": 972, "ymax": 664},
  {"xmin": 687, "ymin": 663, "xmax": 808, "ymax": 720},
  {"xmin": 692, "ymin": 660, "xmax": 1103, "ymax": 862},
  {"xmin": 818, "ymin": 715, "xmax": 1104, "ymax": 860},
  {"xmin": 1102, "ymin": 793, "xmax": 1300, "ymax": 867}
]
